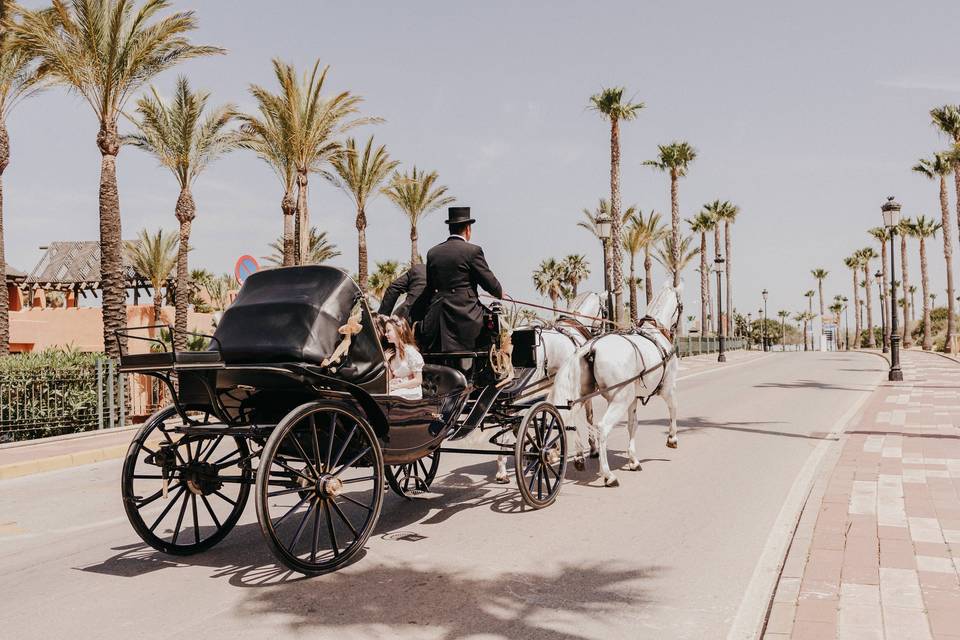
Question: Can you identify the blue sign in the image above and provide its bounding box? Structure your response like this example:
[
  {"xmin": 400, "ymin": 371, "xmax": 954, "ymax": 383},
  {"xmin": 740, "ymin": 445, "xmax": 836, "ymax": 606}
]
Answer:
[{"xmin": 234, "ymin": 255, "xmax": 259, "ymax": 285}]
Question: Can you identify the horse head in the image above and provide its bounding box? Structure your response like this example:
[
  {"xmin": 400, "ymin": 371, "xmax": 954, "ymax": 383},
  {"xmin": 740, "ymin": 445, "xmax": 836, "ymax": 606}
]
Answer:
[{"xmin": 643, "ymin": 280, "xmax": 684, "ymax": 339}]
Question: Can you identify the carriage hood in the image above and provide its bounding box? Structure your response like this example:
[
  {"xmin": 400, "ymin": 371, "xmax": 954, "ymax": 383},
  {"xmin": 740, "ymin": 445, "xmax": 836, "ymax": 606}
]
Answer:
[{"xmin": 212, "ymin": 266, "xmax": 384, "ymax": 381}]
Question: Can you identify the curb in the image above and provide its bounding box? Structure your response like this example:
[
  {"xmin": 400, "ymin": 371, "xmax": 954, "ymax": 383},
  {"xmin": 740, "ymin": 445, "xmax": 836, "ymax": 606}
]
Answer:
[
  {"xmin": 0, "ymin": 442, "xmax": 130, "ymax": 481},
  {"xmin": 0, "ymin": 424, "xmax": 138, "ymax": 451}
]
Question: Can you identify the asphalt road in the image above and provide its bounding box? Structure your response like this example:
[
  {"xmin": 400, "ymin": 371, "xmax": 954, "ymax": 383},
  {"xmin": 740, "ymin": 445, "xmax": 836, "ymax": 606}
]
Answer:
[{"xmin": 0, "ymin": 351, "xmax": 884, "ymax": 640}]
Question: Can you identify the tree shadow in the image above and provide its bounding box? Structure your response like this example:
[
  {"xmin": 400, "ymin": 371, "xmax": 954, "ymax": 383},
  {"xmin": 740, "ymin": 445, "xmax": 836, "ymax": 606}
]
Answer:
[
  {"xmin": 754, "ymin": 379, "xmax": 874, "ymax": 392},
  {"xmin": 237, "ymin": 560, "xmax": 661, "ymax": 640},
  {"xmin": 635, "ymin": 416, "xmax": 832, "ymax": 442}
]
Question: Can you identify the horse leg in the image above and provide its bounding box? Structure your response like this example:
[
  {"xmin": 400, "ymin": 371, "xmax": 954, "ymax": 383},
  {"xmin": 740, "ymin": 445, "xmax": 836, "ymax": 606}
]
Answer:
[
  {"xmin": 495, "ymin": 454, "xmax": 509, "ymax": 483},
  {"xmin": 663, "ymin": 371, "xmax": 679, "ymax": 449},
  {"xmin": 568, "ymin": 403, "xmax": 588, "ymax": 471},
  {"xmin": 586, "ymin": 400, "xmax": 599, "ymax": 458},
  {"xmin": 597, "ymin": 394, "xmax": 629, "ymax": 487},
  {"xmin": 623, "ymin": 398, "xmax": 642, "ymax": 471}
]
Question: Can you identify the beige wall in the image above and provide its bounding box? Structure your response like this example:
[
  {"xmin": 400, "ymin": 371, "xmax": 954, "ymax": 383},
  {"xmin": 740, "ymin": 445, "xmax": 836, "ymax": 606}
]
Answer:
[{"xmin": 9, "ymin": 305, "xmax": 217, "ymax": 354}]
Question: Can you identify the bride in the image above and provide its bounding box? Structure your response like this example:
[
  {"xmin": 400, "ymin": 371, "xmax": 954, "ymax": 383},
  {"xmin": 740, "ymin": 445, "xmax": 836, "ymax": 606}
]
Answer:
[{"xmin": 378, "ymin": 315, "xmax": 425, "ymax": 400}]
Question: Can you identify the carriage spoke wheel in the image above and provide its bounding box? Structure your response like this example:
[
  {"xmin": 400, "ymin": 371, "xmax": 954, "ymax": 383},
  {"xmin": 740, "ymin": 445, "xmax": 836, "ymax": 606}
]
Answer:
[
  {"xmin": 514, "ymin": 402, "xmax": 567, "ymax": 509},
  {"xmin": 256, "ymin": 402, "xmax": 383, "ymax": 575},
  {"xmin": 385, "ymin": 450, "xmax": 441, "ymax": 499},
  {"xmin": 122, "ymin": 405, "xmax": 251, "ymax": 555}
]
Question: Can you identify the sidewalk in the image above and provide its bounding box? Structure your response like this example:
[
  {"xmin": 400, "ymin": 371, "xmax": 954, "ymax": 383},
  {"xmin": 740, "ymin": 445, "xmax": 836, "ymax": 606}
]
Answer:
[
  {"xmin": 766, "ymin": 350, "xmax": 960, "ymax": 640},
  {"xmin": 0, "ymin": 426, "xmax": 139, "ymax": 480}
]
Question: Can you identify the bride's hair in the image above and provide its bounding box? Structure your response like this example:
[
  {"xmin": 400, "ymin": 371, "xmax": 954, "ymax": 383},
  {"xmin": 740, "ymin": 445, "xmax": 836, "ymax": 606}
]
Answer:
[{"xmin": 383, "ymin": 315, "xmax": 416, "ymax": 358}]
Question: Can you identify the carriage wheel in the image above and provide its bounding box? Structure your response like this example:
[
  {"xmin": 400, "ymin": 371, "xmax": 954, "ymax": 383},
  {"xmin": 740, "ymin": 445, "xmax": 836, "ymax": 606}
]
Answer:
[
  {"xmin": 256, "ymin": 402, "xmax": 384, "ymax": 575},
  {"xmin": 514, "ymin": 402, "xmax": 567, "ymax": 509},
  {"xmin": 122, "ymin": 405, "xmax": 252, "ymax": 555},
  {"xmin": 385, "ymin": 450, "xmax": 441, "ymax": 499}
]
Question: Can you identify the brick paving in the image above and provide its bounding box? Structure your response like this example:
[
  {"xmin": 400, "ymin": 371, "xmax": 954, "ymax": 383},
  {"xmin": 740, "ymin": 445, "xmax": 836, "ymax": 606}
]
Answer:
[{"xmin": 766, "ymin": 350, "xmax": 960, "ymax": 640}]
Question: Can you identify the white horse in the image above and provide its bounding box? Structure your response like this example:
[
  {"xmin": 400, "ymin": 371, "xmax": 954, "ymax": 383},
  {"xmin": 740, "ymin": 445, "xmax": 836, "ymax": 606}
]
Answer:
[
  {"xmin": 493, "ymin": 293, "xmax": 604, "ymax": 483},
  {"xmin": 550, "ymin": 282, "xmax": 683, "ymax": 487}
]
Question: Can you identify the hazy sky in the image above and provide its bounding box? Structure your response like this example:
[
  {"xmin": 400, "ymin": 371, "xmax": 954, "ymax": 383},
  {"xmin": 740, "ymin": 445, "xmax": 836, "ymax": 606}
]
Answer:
[{"xmin": 6, "ymin": 0, "xmax": 960, "ymax": 320}]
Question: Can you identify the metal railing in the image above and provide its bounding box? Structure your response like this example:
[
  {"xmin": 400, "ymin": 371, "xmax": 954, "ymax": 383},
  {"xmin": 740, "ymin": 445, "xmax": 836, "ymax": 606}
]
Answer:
[
  {"xmin": 0, "ymin": 359, "xmax": 162, "ymax": 444},
  {"xmin": 676, "ymin": 336, "xmax": 747, "ymax": 357}
]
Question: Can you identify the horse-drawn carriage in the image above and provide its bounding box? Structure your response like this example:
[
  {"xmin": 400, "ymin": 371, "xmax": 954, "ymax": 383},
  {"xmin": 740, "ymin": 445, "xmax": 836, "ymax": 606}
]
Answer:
[{"xmin": 118, "ymin": 266, "xmax": 567, "ymax": 575}]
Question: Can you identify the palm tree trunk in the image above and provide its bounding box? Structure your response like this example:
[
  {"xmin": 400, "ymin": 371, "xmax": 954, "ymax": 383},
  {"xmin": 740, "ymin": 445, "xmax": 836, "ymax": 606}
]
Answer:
[
  {"xmin": 852, "ymin": 268, "xmax": 861, "ymax": 348},
  {"xmin": 153, "ymin": 291, "xmax": 163, "ymax": 328},
  {"xmin": 357, "ymin": 206, "xmax": 368, "ymax": 290},
  {"xmin": 724, "ymin": 221, "xmax": 732, "ymax": 336},
  {"xmin": 173, "ymin": 187, "xmax": 195, "ymax": 351},
  {"xmin": 879, "ymin": 240, "xmax": 890, "ymax": 350},
  {"xmin": 920, "ymin": 237, "xmax": 932, "ymax": 350},
  {"xmin": 282, "ymin": 191, "xmax": 296, "ymax": 267},
  {"xmin": 670, "ymin": 171, "xmax": 680, "ymax": 288},
  {"xmin": 410, "ymin": 225, "xmax": 419, "ymax": 266},
  {"xmin": 699, "ymin": 231, "xmax": 708, "ymax": 335},
  {"xmin": 629, "ymin": 254, "xmax": 638, "ymax": 324},
  {"xmin": 863, "ymin": 266, "xmax": 875, "ymax": 348},
  {"xmin": 97, "ymin": 125, "xmax": 127, "ymax": 360},
  {"xmin": 550, "ymin": 292, "xmax": 558, "ymax": 318},
  {"xmin": 609, "ymin": 119, "xmax": 624, "ymax": 321},
  {"xmin": 644, "ymin": 248, "xmax": 653, "ymax": 305},
  {"xmin": 901, "ymin": 232, "xmax": 912, "ymax": 348},
  {"xmin": 296, "ymin": 172, "xmax": 309, "ymax": 265},
  {"xmin": 941, "ymin": 175, "xmax": 955, "ymax": 351},
  {"xmin": 0, "ymin": 121, "xmax": 9, "ymax": 356}
]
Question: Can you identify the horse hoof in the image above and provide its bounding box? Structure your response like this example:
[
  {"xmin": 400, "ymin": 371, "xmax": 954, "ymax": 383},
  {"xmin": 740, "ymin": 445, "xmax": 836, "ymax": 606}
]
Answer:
[
  {"xmin": 624, "ymin": 462, "xmax": 642, "ymax": 471},
  {"xmin": 495, "ymin": 473, "xmax": 509, "ymax": 484},
  {"xmin": 604, "ymin": 476, "xmax": 620, "ymax": 488},
  {"xmin": 573, "ymin": 456, "xmax": 585, "ymax": 471},
  {"xmin": 589, "ymin": 450, "xmax": 600, "ymax": 459},
  {"xmin": 666, "ymin": 438, "xmax": 678, "ymax": 449}
]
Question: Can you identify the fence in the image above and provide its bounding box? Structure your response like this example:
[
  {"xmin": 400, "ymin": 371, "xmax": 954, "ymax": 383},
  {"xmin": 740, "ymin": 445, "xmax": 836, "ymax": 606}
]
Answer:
[
  {"xmin": 0, "ymin": 359, "xmax": 160, "ymax": 444},
  {"xmin": 676, "ymin": 336, "xmax": 747, "ymax": 357}
]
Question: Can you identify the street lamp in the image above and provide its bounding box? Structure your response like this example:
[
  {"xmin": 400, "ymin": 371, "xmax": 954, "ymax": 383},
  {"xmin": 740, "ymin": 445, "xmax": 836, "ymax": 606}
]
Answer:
[
  {"xmin": 843, "ymin": 296, "xmax": 850, "ymax": 352},
  {"xmin": 882, "ymin": 196, "xmax": 903, "ymax": 381},
  {"xmin": 597, "ymin": 214, "xmax": 614, "ymax": 323},
  {"xmin": 875, "ymin": 269, "xmax": 888, "ymax": 354},
  {"xmin": 714, "ymin": 256, "xmax": 726, "ymax": 362},
  {"xmin": 762, "ymin": 289, "xmax": 769, "ymax": 351}
]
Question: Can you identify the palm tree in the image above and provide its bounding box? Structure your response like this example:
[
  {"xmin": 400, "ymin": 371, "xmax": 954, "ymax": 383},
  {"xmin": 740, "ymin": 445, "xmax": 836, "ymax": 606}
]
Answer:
[
  {"xmin": 899, "ymin": 217, "xmax": 915, "ymax": 347},
  {"xmin": 712, "ymin": 200, "xmax": 740, "ymax": 333},
  {"xmin": 777, "ymin": 310, "xmax": 789, "ymax": 347},
  {"xmin": 688, "ymin": 212, "xmax": 715, "ymax": 334},
  {"xmin": 263, "ymin": 227, "xmax": 340, "ymax": 267},
  {"xmin": 0, "ymin": 4, "xmax": 44, "ymax": 355},
  {"xmin": 9, "ymin": 0, "xmax": 221, "ymax": 359},
  {"xmin": 858, "ymin": 247, "xmax": 878, "ymax": 348},
  {"xmin": 644, "ymin": 142, "xmax": 697, "ymax": 288},
  {"xmin": 803, "ymin": 290, "xmax": 815, "ymax": 348},
  {"xmin": 623, "ymin": 216, "xmax": 651, "ymax": 324},
  {"xmin": 247, "ymin": 60, "xmax": 369, "ymax": 264},
  {"xmin": 829, "ymin": 301, "xmax": 843, "ymax": 349},
  {"xmin": 811, "ymin": 268, "xmax": 829, "ymax": 319},
  {"xmin": 329, "ymin": 136, "xmax": 397, "ymax": 290},
  {"xmin": 124, "ymin": 77, "xmax": 236, "ymax": 350},
  {"xmin": 914, "ymin": 215, "xmax": 942, "ymax": 350},
  {"xmin": 383, "ymin": 167, "xmax": 455, "ymax": 265},
  {"xmin": 844, "ymin": 255, "xmax": 861, "ymax": 348},
  {"xmin": 909, "ymin": 285, "xmax": 917, "ymax": 321},
  {"xmin": 931, "ymin": 106, "xmax": 960, "ymax": 267},
  {"xmin": 368, "ymin": 261, "xmax": 402, "ymax": 300},
  {"xmin": 589, "ymin": 88, "xmax": 644, "ymax": 321},
  {"xmin": 654, "ymin": 235, "xmax": 700, "ymax": 320},
  {"xmin": 913, "ymin": 153, "xmax": 956, "ymax": 351},
  {"xmin": 125, "ymin": 229, "xmax": 177, "ymax": 327},
  {"xmin": 562, "ymin": 254, "xmax": 590, "ymax": 300},
  {"xmin": 533, "ymin": 258, "xmax": 569, "ymax": 316}
]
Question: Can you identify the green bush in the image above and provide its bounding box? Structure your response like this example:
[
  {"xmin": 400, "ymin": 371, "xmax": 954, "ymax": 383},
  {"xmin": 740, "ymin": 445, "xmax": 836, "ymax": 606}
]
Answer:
[{"xmin": 0, "ymin": 349, "xmax": 103, "ymax": 443}]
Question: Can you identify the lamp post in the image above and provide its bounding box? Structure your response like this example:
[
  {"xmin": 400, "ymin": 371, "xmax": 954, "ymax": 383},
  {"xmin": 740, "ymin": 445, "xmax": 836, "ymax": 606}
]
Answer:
[
  {"xmin": 715, "ymin": 256, "xmax": 726, "ymax": 362},
  {"xmin": 843, "ymin": 296, "xmax": 850, "ymax": 352},
  {"xmin": 875, "ymin": 269, "xmax": 888, "ymax": 354},
  {"xmin": 882, "ymin": 197, "xmax": 903, "ymax": 381},
  {"xmin": 597, "ymin": 214, "xmax": 614, "ymax": 324},
  {"xmin": 762, "ymin": 289, "xmax": 769, "ymax": 351}
]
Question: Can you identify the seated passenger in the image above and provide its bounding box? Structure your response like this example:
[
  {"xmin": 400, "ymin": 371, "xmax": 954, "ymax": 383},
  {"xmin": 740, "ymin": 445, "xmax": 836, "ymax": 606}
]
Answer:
[{"xmin": 379, "ymin": 315, "xmax": 424, "ymax": 400}]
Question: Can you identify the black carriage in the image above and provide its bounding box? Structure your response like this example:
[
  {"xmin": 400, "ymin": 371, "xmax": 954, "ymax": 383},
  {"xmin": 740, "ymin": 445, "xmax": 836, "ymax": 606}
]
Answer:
[{"xmin": 118, "ymin": 266, "xmax": 567, "ymax": 575}]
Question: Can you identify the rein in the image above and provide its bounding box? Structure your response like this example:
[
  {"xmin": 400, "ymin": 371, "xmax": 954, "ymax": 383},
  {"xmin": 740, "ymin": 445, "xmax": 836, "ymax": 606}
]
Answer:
[{"xmin": 481, "ymin": 294, "xmax": 615, "ymax": 326}]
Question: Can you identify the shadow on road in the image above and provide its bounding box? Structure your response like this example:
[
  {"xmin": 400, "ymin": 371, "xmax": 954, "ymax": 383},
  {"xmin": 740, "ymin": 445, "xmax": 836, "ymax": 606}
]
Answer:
[
  {"xmin": 754, "ymin": 379, "xmax": 873, "ymax": 392},
  {"xmin": 634, "ymin": 415, "xmax": 833, "ymax": 442}
]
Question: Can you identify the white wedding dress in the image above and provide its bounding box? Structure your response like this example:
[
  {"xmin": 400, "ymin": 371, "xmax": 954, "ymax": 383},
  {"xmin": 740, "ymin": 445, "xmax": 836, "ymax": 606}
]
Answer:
[{"xmin": 389, "ymin": 347, "xmax": 424, "ymax": 400}]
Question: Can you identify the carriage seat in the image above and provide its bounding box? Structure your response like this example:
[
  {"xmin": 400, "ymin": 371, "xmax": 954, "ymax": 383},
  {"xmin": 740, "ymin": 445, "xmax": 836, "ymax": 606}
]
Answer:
[
  {"xmin": 119, "ymin": 349, "xmax": 223, "ymax": 371},
  {"xmin": 421, "ymin": 364, "xmax": 467, "ymax": 398}
]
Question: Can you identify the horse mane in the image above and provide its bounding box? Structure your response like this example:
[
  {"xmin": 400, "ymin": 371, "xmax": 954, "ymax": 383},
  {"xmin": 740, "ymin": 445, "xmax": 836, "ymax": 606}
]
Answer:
[{"xmin": 644, "ymin": 281, "xmax": 682, "ymax": 329}]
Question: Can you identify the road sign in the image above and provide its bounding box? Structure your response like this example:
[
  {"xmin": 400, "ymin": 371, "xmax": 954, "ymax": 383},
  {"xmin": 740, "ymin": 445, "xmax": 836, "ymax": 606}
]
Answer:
[{"xmin": 234, "ymin": 255, "xmax": 259, "ymax": 285}]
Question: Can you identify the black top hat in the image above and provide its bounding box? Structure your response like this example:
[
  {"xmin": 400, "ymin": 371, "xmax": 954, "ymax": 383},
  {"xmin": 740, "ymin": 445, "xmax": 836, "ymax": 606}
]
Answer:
[{"xmin": 445, "ymin": 206, "xmax": 476, "ymax": 225}]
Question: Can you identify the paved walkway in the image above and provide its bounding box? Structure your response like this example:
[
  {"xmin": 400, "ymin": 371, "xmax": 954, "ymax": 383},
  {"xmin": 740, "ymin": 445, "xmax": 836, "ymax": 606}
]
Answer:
[{"xmin": 766, "ymin": 350, "xmax": 960, "ymax": 640}]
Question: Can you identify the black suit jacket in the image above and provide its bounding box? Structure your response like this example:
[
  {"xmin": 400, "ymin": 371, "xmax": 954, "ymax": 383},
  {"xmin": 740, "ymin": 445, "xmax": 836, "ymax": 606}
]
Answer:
[
  {"xmin": 377, "ymin": 264, "xmax": 426, "ymax": 319},
  {"xmin": 421, "ymin": 237, "xmax": 503, "ymax": 351}
]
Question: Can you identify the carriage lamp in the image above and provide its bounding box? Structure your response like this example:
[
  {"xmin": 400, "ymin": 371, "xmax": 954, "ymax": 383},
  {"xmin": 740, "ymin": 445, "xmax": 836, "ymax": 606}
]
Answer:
[
  {"xmin": 882, "ymin": 196, "xmax": 903, "ymax": 380},
  {"xmin": 714, "ymin": 257, "xmax": 726, "ymax": 362},
  {"xmin": 597, "ymin": 215, "xmax": 612, "ymax": 240}
]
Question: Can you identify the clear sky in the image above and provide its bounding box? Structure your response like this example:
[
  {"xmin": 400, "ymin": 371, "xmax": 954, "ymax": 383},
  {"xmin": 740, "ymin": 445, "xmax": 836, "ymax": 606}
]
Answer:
[{"xmin": 5, "ymin": 0, "xmax": 960, "ymax": 321}]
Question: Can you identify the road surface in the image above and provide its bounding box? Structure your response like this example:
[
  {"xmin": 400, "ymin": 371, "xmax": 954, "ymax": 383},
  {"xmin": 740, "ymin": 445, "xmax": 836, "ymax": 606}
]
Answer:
[{"xmin": 0, "ymin": 351, "xmax": 884, "ymax": 639}]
